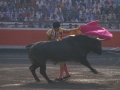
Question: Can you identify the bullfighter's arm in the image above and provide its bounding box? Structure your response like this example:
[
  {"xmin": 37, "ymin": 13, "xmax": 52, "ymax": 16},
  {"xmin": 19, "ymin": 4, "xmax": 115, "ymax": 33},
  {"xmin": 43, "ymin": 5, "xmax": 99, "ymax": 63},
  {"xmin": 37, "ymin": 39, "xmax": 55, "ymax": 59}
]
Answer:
[
  {"xmin": 61, "ymin": 27, "xmax": 80, "ymax": 33},
  {"xmin": 46, "ymin": 30, "xmax": 52, "ymax": 41},
  {"xmin": 47, "ymin": 34, "xmax": 51, "ymax": 41}
]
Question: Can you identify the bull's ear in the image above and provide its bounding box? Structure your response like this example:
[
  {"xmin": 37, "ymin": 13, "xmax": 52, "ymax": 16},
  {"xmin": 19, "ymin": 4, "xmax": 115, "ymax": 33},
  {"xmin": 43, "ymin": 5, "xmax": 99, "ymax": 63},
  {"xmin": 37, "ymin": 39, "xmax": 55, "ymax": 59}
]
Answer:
[{"xmin": 96, "ymin": 38, "xmax": 106, "ymax": 41}]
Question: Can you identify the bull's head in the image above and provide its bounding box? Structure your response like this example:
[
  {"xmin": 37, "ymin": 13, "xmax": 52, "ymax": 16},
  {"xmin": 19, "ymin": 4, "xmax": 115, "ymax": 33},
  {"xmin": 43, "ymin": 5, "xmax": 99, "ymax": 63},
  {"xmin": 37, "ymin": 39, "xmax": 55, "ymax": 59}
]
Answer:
[
  {"xmin": 96, "ymin": 38, "xmax": 106, "ymax": 41},
  {"xmin": 92, "ymin": 39, "xmax": 102, "ymax": 55}
]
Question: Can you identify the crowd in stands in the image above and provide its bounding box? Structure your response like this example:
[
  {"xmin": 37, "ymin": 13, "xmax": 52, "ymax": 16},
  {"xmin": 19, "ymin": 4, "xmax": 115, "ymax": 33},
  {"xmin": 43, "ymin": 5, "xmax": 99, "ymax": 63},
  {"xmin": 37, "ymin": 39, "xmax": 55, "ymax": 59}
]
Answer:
[{"xmin": 0, "ymin": 0, "xmax": 120, "ymax": 28}]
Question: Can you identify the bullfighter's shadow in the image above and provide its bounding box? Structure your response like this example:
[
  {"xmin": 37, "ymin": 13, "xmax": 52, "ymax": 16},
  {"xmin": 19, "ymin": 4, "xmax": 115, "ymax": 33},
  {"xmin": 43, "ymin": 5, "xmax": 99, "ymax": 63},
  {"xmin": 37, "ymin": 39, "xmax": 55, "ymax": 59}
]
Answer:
[{"xmin": 20, "ymin": 81, "xmax": 109, "ymax": 89}]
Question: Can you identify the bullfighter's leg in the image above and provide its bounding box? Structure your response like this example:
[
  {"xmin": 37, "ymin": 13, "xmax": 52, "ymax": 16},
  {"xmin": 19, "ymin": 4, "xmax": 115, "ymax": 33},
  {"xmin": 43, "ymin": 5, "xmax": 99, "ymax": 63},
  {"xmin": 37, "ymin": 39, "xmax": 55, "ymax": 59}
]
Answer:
[
  {"xmin": 55, "ymin": 62, "xmax": 64, "ymax": 80},
  {"xmin": 63, "ymin": 63, "xmax": 71, "ymax": 79},
  {"xmin": 29, "ymin": 64, "xmax": 40, "ymax": 82},
  {"xmin": 40, "ymin": 63, "xmax": 53, "ymax": 83},
  {"xmin": 80, "ymin": 58, "xmax": 98, "ymax": 74},
  {"xmin": 55, "ymin": 62, "xmax": 70, "ymax": 81}
]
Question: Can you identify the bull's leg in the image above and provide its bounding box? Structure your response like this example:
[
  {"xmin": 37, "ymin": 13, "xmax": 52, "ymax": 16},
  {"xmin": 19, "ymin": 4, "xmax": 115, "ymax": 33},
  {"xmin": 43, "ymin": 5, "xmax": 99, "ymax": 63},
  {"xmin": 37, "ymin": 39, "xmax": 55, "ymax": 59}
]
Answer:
[
  {"xmin": 80, "ymin": 58, "xmax": 98, "ymax": 74},
  {"xmin": 29, "ymin": 65, "xmax": 40, "ymax": 82},
  {"xmin": 40, "ymin": 63, "xmax": 53, "ymax": 83}
]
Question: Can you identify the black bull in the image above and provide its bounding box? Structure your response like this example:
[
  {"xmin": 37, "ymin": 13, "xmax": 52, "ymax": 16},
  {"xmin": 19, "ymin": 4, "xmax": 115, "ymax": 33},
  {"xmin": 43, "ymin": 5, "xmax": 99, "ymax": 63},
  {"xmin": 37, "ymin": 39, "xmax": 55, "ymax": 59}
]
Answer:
[{"xmin": 27, "ymin": 34, "xmax": 102, "ymax": 83}]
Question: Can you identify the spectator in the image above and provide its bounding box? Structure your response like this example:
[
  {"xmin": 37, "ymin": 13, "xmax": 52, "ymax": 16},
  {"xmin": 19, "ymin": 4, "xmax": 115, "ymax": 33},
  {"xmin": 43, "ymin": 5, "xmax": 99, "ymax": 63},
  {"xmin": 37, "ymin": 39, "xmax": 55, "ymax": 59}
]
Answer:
[
  {"xmin": 95, "ymin": 11, "xmax": 101, "ymax": 20},
  {"xmin": 65, "ymin": 1, "xmax": 72, "ymax": 11},
  {"xmin": 46, "ymin": 4, "xmax": 53, "ymax": 15},
  {"xmin": 73, "ymin": 24, "xmax": 77, "ymax": 28},
  {"xmin": 44, "ymin": 14, "xmax": 51, "ymax": 21},
  {"xmin": 34, "ymin": 5, "xmax": 39, "ymax": 13},
  {"xmin": 115, "ymin": 16, "xmax": 120, "ymax": 29},
  {"xmin": 115, "ymin": 4, "xmax": 120, "ymax": 19},
  {"xmin": 0, "ymin": 9, "xmax": 5, "ymax": 18},
  {"xmin": 78, "ymin": 1, "xmax": 85, "ymax": 11},
  {"xmin": 114, "ymin": 0, "xmax": 120, "ymax": 6},
  {"xmin": 64, "ymin": 13, "xmax": 70, "ymax": 22},
  {"xmin": 0, "ymin": 1, "xmax": 7, "ymax": 7},
  {"xmin": 68, "ymin": 23, "xmax": 72, "ymax": 29},
  {"xmin": 56, "ymin": 12, "xmax": 64, "ymax": 22},
  {"xmin": 11, "ymin": 13, "xmax": 17, "ymax": 21},
  {"xmin": 41, "ymin": 5, "xmax": 48, "ymax": 14},
  {"xmin": 55, "ymin": 4, "xmax": 62, "ymax": 14},
  {"xmin": 38, "ymin": 22, "xmax": 43, "ymax": 28},
  {"xmin": 50, "ymin": 14, "xmax": 59, "ymax": 21},
  {"xmin": 30, "ymin": 11, "xmax": 34, "ymax": 18},
  {"xmin": 8, "ymin": 0, "xmax": 15, "ymax": 8},
  {"xmin": 21, "ymin": 22, "xmax": 27, "ymax": 28},
  {"xmin": 86, "ymin": 9, "xmax": 94, "ymax": 20},
  {"xmin": 44, "ymin": 0, "xmax": 50, "ymax": 9},
  {"xmin": 62, "ymin": 0, "xmax": 72, "ymax": 5},
  {"xmin": 6, "ymin": 8, "xmax": 14, "ymax": 21},
  {"xmin": 108, "ymin": 10, "xmax": 116, "ymax": 22},
  {"xmin": 79, "ymin": 14, "xmax": 86, "ymax": 22},
  {"xmin": 26, "ymin": 0, "xmax": 31, "ymax": 4},
  {"xmin": 93, "ymin": 6, "xmax": 101, "ymax": 15},
  {"xmin": 24, "ymin": 16, "xmax": 32, "ymax": 21},
  {"xmin": 19, "ymin": 4, "xmax": 26, "ymax": 13},
  {"xmin": 79, "ymin": 7, "xmax": 85, "ymax": 19},
  {"xmin": 108, "ymin": 10, "xmax": 116, "ymax": 29},
  {"xmin": 50, "ymin": 9, "xmax": 56, "ymax": 19},
  {"xmin": 44, "ymin": 23, "xmax": 51, "ymax": 28},
  {"xmin": 100, "ymin": 16, "xmax": 107, "ymax": 22},
  {"xmin": 20, "ymin": 0, "xmax": 24, "ymax": 7},
  {"xmin": 28, "ymin": 5, "xmax": 34, "ymax": 12},
  {"xmin": 36, "ymin": 0, "xmax": 43, "ymax": 9},
  {"xmin": 0, "ymin": 4, "xmax": 6, "ymax": 12},
  {"xmin": 23, "ymin": 9, "xmax": 30, "ymax": 18},
  {"xmin": 58, "ymin": 0, "xmax": 65, "ymax": 9},
  {"xmin": 70, "ymin": 7, "xmax": 79, "ymax": 20},
  {"xmin": 5, "ymin": 4, "xmax": 11, "ymax": 13},
  {"xmin": 1, "ymin": 13, "xmax": 9, "ymax": 21},
  {"xmin": 36, "ymin": 9, "xmax": 43, "ymax": 20},
  {"xmin": 28, "ymin": 22, "xmax": 35, "ymax": 28},
  {"xmin": 103, "ymin": 1, "xmax": 110, "ymax": 10},
  {"xmin": 39, "ymin": 14, "xmax": 45, "ymax": 21},
  {"xmin": 101, "ymin": 10, "xmax": 107, "ymax": 20},
  {"xmin": 12, "ymin": 23, "xmax": 20, "ymax": 28},
  {"xmin": 109, "ymin": 1, "xmax": 116, "ymax": 10},
  {"xmin": 108, "ymin": 6, "xmax": 114, "ymax": 14},
  {"xmin": 93, "ymin": 0, "xmax": 101, "ymax": 9},
  {"xmin": 85, "ymin": 0, "xmax": 93, "ymax": 8},
  {"xmin": 100, "ymin": 15, "xmax": 107, "ymax": 27},
  {"xmin": 33, "ymin": 15, "xmax": 39, "ymax": 21},
  {"xmin": 100, "ymin": 0, "xmax": 106, "ymax": 6},
  {"xmin": 18, "ymin": 14, "xmax": 24, "ymax": 21},
  {"xmin": 86, "ymin": 6, "xmax": 92, "ymax": 14},
  {"xmin": 15, "ymin": 8, "xmax": 21, "ymax": 19},
  {"xmin": 0, "ymin": 23, "xmax": 4, "ymax": 28},
  {"xmin": 71, "ymin": 16, "xmax": 78, "ymax": 22},
  {"xmin": 86, "ymin": 16, "xmax": 93, "ymax": 22},
  {"xmin": 61, "ymin": 6, "xmax": 68, "ymax": 18}
]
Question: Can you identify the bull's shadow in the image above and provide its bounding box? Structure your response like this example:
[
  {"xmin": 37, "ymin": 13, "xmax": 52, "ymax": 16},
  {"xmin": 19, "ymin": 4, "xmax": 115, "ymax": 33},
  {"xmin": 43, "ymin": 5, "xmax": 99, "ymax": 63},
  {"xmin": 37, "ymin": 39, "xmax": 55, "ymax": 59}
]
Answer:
[{"xmin": 20, "ymin": 81, "xmax": 109, "ymax": 89}]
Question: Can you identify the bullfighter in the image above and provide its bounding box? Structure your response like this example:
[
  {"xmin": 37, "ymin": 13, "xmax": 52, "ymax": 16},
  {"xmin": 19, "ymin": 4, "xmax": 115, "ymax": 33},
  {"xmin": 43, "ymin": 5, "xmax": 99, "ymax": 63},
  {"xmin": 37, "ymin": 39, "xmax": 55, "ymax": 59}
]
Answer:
[{"xmin": 46, "ymin": 21, "xmax": 80, "ymax": 81}]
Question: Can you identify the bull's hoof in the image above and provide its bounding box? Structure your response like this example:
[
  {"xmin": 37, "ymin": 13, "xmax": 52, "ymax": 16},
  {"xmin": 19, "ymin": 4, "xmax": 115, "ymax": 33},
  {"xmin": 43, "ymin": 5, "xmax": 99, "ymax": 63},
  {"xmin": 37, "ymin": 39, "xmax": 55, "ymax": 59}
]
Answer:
[
  {"xmin": 92, "ymin": 69, "xmax": 98, "ymax": 74},
  {"xmin": 48, "ymin": 80, "xmax": 55, "ymax": 83},
  {"xmin": 35, "ymin": 79, "xmax": 40, "ymax": 82}
]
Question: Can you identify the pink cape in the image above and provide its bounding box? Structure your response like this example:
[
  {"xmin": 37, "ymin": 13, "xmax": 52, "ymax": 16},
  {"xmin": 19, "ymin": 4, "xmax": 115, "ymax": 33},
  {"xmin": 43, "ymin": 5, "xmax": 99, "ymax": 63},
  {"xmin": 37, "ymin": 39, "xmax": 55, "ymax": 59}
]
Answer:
[{"xmin": 80, "ymin": 20, "xmax": 113, "ymax": 40}]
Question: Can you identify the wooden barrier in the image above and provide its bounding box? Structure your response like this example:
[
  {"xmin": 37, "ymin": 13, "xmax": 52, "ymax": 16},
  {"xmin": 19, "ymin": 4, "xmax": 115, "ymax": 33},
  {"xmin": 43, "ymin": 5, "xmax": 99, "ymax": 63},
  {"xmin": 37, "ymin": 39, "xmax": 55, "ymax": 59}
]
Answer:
[{"xmin": 0, "ymin": 28, "xmax": 120, "ymax": 47}]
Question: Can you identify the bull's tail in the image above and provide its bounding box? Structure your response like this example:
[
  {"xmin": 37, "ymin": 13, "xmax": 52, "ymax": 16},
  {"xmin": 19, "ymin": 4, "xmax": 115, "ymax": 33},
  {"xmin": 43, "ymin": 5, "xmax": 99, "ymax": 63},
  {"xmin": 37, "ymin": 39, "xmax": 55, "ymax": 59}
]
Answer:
[{"xmin": 26, "ymin": 44, "xmax": 33, "ymax": 49}]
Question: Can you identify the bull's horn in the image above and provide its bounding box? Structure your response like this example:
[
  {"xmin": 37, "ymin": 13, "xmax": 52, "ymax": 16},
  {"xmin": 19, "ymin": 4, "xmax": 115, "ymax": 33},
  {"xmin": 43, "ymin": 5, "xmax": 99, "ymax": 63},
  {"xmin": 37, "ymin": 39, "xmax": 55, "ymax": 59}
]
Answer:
[{"xmin": 97, "ymin": 38, "xmax": 106, "ymax": 41}]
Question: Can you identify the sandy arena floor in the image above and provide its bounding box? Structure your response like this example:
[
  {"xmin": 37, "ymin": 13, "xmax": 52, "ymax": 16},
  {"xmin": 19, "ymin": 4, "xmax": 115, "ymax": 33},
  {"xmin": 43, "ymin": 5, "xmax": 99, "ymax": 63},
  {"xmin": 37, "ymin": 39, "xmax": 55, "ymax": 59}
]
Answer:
[{"xmin": 0, "ymin": 51, "xmax": 120, "ymax": 90}]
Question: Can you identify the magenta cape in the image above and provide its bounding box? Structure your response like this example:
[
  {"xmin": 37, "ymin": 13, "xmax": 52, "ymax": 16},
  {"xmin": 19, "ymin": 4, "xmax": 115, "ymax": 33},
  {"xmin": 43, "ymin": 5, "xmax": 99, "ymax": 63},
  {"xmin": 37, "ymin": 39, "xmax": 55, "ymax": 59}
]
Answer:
[{"xmin": 80, "ymin": 20, "xmax": 113, "ymax": 40}]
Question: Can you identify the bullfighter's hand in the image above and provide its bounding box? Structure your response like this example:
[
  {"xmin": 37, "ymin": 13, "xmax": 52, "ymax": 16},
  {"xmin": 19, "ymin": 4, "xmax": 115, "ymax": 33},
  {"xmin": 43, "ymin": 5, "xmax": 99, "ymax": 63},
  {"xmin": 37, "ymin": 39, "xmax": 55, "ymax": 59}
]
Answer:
[{"xmin": 77, "ymin": 26, "xmax": 80, "ymax": 30}]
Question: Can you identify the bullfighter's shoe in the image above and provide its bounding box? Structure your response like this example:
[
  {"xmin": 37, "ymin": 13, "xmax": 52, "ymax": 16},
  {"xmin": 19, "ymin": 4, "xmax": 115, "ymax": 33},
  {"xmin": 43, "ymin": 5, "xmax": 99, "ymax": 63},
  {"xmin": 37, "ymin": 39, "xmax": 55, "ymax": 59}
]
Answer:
[
  {"xmin": 63, "ymin": 75, "xmax": 71, "ymax": 79},
  {"xmin": 55, "ymin": 78, "xmax": 63, "ymax": 81}
]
